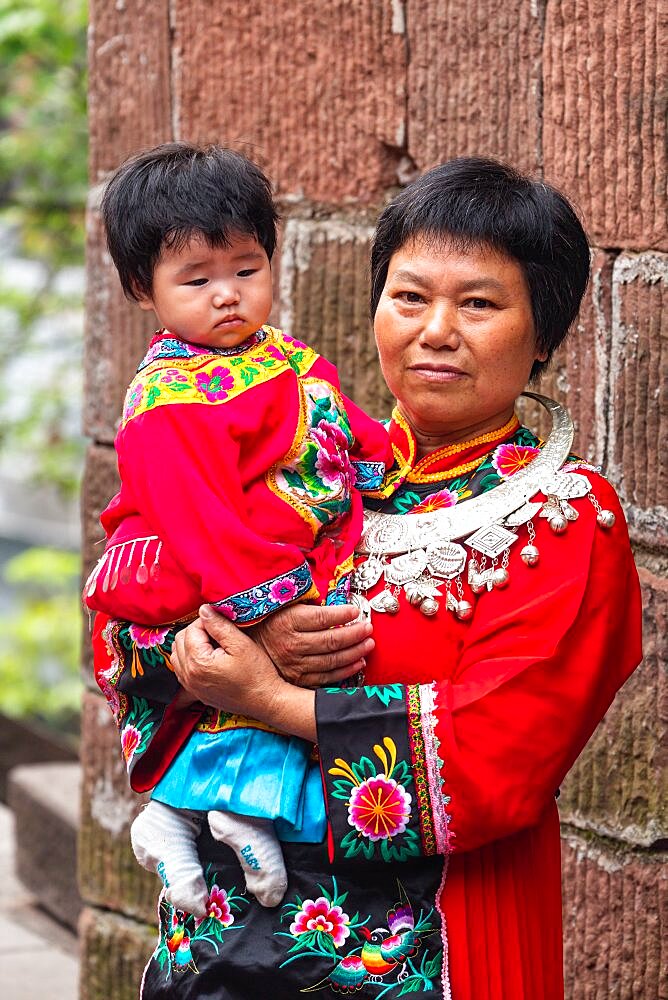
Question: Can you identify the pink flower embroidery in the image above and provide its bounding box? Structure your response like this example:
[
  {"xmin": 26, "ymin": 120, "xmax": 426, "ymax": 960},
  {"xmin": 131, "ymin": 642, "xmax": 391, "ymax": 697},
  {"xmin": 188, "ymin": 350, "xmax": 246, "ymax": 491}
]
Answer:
[
  {"xmin": 128, "ymin": 624, "xmax": 170, "ymax": 649},
  {"xmin": 348, "ymin": 775, "xmax": 412, "ymax": 841},
  {"xmin": 215, "ymin": 602, "xmax": 238, "ymax": 621},
  {"xmin": 120, "ymin": 724, "xmax": 142, "ymax": 765},
  {"xmin": 269, "ymin": 576, "xmax": 298, "ymax": 604},
  {"xmin": 312, "ymin": 421, "xmax": 355, "ymax": 489},
  {"xmin": 161, "ymin": 369, "xmax": 188, "ymax": 383},
  {"xmin": 195, "ymin": 366, "xmax": 235, "ymax": 401},
  {"xmin": 411, "ymin": 488, "xmax": 459, "ymax": 513},
  {"xmin": 289, "ymin": 896, "xmax": 351, "ymax": 948},
  {"xmin": 123, "ymin": 383, "xmax": 144, "ymax": 420},
  {"xmin": 205, "ymin": 885, "xmax": 234, "ymax": 927},
  {"xmin": 492, "ymin": 442, "xmax": 541, "ymax": 479}
]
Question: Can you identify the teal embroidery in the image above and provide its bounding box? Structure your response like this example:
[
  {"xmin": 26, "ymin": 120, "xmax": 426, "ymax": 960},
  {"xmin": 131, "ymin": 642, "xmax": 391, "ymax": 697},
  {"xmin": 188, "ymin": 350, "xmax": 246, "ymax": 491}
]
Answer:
[{"xmin": 324, "ymin": 684, "xmax": 405, "ymax": 707}]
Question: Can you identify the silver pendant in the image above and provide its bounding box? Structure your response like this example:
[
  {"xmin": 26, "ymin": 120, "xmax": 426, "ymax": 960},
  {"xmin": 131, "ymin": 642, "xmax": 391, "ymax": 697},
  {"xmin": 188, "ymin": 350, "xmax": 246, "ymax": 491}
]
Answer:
[
  {"xmin": 455, "ymin": 600, "xmax": 474, "ymax": 621},
  {"xmin": 369, "ymin": 589, "xmax": 400, "ymax": 614},
  {"xmin": 426, "ymin": 542, "xmax": 467, "ymax": 580},
  {"xmin": 384, "ymin": 550, "xmax": 428, "ymax": 586},
  {"xmin": 404, "ymin": 578, "xmax": 443, "ymax": 604},
  {"xmin": 520, "ymin": 544, "xmax": 540, "ymax": 566},
  {"xmin": 350, "ymin": 592, "xmax": 372, "ymax": 620},
  {"xmin": 419, "ymin": 596, "xmax": 440, "ymax": 616},
  {"xmin": 351, "ymin": 556, "xmax": 384, "ymax": 590},
  {"xmin": 465, "ymin": 523, "xmax": 518, "ymax": 559},
  {"xmin": 597, "ymin": 509, "xmax": 616, "ymax": 529},
  {"xmin": 541, "ymin": 471, "xmax": 591, "ymax": 500}
]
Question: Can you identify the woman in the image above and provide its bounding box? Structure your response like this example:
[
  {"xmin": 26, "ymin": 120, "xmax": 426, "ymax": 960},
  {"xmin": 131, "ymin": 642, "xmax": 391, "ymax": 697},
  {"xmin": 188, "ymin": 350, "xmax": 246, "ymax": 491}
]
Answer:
[{"xmin": 97, "ymin": 158, "xmax": 641, "ymax": 999}]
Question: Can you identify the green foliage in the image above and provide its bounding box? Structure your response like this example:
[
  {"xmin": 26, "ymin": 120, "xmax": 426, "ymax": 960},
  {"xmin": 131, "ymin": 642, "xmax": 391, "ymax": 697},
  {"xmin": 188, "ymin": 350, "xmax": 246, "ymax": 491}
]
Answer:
[
  {"xmin": 0, "ymin": 0, "xmax": 88, "ymax": 262},
  {"xmin": 0, "ymin": 547, "xmax": 82, "ymax": 731}
]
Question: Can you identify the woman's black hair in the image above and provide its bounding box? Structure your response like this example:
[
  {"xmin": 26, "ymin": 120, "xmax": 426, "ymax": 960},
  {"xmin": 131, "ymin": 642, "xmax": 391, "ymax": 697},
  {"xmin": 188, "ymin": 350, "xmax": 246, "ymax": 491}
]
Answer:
[
  {"xmin": 370, "ymin": 157, "xmax": 590, "ymax": 379},
  {"xmin": 101, "ymin": 142, "xmax": 279, "ymax": 300}
]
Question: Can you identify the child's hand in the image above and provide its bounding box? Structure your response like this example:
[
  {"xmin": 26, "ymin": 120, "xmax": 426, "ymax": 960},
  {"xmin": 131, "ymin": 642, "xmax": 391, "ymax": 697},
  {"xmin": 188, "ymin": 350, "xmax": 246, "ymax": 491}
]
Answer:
[{"xmin": 251, "ymin": 603, "xmax": 374, "ymax": 688}]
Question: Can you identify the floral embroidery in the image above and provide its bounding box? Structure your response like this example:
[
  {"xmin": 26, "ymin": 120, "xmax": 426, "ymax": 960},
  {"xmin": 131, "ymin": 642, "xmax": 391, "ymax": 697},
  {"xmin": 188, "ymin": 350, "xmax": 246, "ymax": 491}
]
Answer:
[
  {"xmin": 411, "ymin": 488, "xmax": 458, "ymax": 513},
  {"xmin": 195, "ymin": 366, "xmax": 235, "ymax": 401},
  {"xmin": 277, "ymin": 879, "xmax": 441, "ymax": 994},
  {"xmin": 120, "ymin": 696, "xmax": 154, "ymax": 768},
  {"xmin": 351, "ymin": 459, "xmax": 386, "ymax": 492},
  {"xmin": 268, "ymin": 379, "xmax": 356, "ymax": 534},
  {"xmin": 329, "ymin": 737, "xmax": 420, "ymax": 862},
  {"xmin": 128, "ymin": 624, "xmax": 170, "ymax": 649},
  {"xmin": 212, "ymin": 561, "xmax": 314, "ymax": 624},
  {"xmin": 324, "ymin": 684, "xmax": 405, "ymax": 707},
  {"xmin": 151, "ymin": 869, "xmax": 246, "ymax": 981},
  {"xmin": 123, "ymin": 327, "xmax": 318, "ymax": 427},
  {"xmin": 492, "ymin": 441, "xmax": 541, "ymax": 479}
]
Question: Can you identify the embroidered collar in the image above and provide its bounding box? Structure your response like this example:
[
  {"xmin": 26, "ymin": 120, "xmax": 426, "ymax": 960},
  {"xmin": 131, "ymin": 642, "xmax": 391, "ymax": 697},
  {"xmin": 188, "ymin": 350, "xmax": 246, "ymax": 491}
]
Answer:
[{"xmin": 137, "ymin": 327, "xmax": 268, "ymax": 372}]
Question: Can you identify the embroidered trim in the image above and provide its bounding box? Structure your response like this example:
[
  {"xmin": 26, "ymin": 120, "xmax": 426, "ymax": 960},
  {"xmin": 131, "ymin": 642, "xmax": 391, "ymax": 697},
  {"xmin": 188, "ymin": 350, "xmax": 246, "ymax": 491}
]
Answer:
[
  {"xmin": 212, "ymin": 561, "xmax": 315, "ymax": 624},
  {"xmin": 196, "ymin": 709, "xmax": 282, "ymax": 735},
  {"xmin": 419, "ymin": 682, "xmax": 454, "ymax": 854},
  {"xmin": 436, "ymin": 857, "xmax": 453, "ymax": 1000},
  {"xmin": 137, "ymin": 327, "xmax": 268, "ymax": 372},
  {"xmin": 406, "ymin": 684, "xmax": 437, "ymax": 855},
  {"xmin": 413, "ymin": 412, "xmax": 520, "ymax": 468},
  {"xmin": 122, "ymin": 327, "xmax": 318, "ymax": 427},
  {"xmin": 407, "ymin": 452, "xmax": 487, "ymax": 484},
  {"xmin": 350, "ymin": 458, "xmax": 386, "ymax": 491}
]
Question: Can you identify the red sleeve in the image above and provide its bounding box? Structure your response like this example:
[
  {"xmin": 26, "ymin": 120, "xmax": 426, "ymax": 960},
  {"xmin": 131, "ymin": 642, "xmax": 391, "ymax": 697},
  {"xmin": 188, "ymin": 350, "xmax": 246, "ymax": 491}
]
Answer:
[
  {"xmin": 109, "ymin": 401, "xmax": 316, "ymax": 624},
  {"xmin": 432, "ymin": 476, "xmax": 642, "ymax": 851}
]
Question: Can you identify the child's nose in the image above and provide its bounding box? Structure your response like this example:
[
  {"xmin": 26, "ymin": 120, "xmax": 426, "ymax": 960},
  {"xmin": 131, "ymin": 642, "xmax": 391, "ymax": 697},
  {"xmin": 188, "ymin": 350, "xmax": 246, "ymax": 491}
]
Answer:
[{"xmin": 212, "ymin": 284, "xmax": 240, "ymax": 307}]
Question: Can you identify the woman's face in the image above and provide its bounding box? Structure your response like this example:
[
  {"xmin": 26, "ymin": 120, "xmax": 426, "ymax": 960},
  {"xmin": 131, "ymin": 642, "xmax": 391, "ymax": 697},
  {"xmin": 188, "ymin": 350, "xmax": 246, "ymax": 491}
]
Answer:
[{"xmin": 373, "ymin": 236, "xmax": 547, "ymax": 450}]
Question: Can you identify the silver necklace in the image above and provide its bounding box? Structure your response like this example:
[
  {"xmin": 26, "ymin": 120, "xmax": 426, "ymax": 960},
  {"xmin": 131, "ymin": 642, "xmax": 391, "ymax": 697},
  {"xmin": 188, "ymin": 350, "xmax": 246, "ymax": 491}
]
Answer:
[{"xmin": 351, "ymin": 393, "xmax": 616, "ymax": 621}]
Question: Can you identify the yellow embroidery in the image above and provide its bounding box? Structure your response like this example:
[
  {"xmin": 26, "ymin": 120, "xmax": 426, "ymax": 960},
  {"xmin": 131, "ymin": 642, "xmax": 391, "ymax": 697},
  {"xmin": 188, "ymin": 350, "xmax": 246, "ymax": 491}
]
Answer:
[{"xmin": 121, "ymin": 328, "xmax": 318, "ymax": 427}]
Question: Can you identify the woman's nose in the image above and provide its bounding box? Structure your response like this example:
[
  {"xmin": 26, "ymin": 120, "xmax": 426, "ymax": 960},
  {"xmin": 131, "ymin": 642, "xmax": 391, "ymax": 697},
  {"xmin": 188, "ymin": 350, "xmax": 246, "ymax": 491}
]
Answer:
[{"xmin": 418, "ymin": 303, "xmax": 461, "ymax": 349}]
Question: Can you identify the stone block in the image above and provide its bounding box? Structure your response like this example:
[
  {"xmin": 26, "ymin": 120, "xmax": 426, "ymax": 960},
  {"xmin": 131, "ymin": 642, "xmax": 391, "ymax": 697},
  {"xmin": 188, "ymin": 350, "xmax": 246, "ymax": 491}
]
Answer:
[
  {"xmin": 84, "ymin": 203, "xmax": 156, "ymax": 444},
  {"xmin": 7, "ymin": 762, "xmax": 81, "ymax": 931},
  {"xmin": 79, "ymin": 690, "xmax": 158, "ymax": 923},
  {"xmin": 543, "ymin": 0, "xmax": 666, "ymax": 249},
  {"xmin": 278, "ymin": 217, "xmax": 394, "ymax": 419},
  {"xmin": 79, "ymin": 906, "xmax": 155, "ymax": 1000},
  {"xmin": 559, "ymin": 568, "xmax": 667, "ymax": 847},
  {"xmin": 407, "ymin": 0, "xmax": 542, "ymax": 174},
  {"xmin": 608, "ymin": 252, "xmax": 667, "ymax": 515},
  {"xmin": 561, "ymin": 832, "xmax": 667, "ymax": 1000},
  {"xmin": 171, "ymin": 0, "xmax": 407, "ymax": 203},
  {"xmin": 519, "ymin": 249, "xmax": 614, "ymax": 464},
  {"xmin": 88, "ymin": 0, "xmax": 173, "ymax": 182}
]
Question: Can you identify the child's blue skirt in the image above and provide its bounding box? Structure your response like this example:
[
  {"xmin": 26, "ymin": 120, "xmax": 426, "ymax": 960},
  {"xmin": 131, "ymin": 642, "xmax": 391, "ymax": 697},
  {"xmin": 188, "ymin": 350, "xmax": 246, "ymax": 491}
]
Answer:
[{"xmin": 151, "ymin": 727, "xmax": 326, "ymax": 843}]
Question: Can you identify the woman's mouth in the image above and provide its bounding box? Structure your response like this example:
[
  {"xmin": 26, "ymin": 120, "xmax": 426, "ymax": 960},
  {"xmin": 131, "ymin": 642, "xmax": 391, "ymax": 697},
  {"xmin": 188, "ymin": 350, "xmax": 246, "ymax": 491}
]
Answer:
[{"xmin": 409, "ymin": 363, "xmax": 467, "ymax": 381}]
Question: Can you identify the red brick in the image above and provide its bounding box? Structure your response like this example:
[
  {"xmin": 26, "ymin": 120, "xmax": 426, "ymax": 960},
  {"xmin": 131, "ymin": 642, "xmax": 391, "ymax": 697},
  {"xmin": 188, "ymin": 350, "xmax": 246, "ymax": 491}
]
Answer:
[
  {"xmin": 79, "ymin": 690, "xmax": 158, "ymax": 923},
  {"xmin": 171, "ymin": 0, "xmax": 406, "ymax": 203},
  {"xmin": 278, "ymin": 217, "xmax": 394, "ymax": 418},
  {"xmin": 608, "ymin": 252, "xmax": 668, "ymax": 512},
  {"xmin": 84, "ymin": 204, "xmax": 156, "ymax": 444},
  {"xmin": 88, "ymin": 0, "xmax": 173, "ymax": 181},
  {"xmin": 79, "ymin": 906, "xmax": 155, "ymax": 1000},
  {"xmin": 518, "ymin": 249, "xmax": 614, "ymax": 464},
  {"xmin": 407, "ymin": 0, "xmax": 542, "ymax": 174},
  {"xmin": 559, "ymin": 568, "xmax": 667, "ymax": 847},
  {"xmin": 561, "ymin": 832, "xmax": 667, "ymax": 1000},
  {"xmin": 543, "ymin": 0, "xmax": 667, "ymax": 249}
]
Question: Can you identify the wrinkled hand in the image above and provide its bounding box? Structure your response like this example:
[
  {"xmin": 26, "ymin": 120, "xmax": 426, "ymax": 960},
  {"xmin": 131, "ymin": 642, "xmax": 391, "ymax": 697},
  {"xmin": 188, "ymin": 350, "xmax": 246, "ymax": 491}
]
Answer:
[
  {"xmin": 170, "ymin": 608, "xmax": 286, "ymax": 721},
  {"xmin": 251, "ymin": 602, "xmax": 374, "ymax": 688}
]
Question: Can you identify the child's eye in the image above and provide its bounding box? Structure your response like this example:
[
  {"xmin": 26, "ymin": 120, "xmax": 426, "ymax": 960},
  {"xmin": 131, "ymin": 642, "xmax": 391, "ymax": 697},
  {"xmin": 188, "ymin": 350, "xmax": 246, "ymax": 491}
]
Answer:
[
  {"xmin": 237, "ymin": 268, "xmax": 258, "ymax": 278},
  {"xmin": 185, "ymin": 278, "xmax": 208, "ymax": 287}
]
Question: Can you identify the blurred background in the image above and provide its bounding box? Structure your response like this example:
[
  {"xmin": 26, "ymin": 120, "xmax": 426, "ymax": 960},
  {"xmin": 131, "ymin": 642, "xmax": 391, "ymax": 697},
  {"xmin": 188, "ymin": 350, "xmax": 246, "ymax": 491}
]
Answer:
[{"xmin": 0, "ymin": 0, "xmax": 87, "ymax": 761}]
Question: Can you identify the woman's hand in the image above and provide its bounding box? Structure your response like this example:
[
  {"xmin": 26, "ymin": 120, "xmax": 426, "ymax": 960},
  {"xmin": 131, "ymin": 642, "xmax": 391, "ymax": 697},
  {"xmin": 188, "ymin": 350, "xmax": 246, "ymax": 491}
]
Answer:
[
  {"xmin": 170, "ymin": 606, "xmax": 317, "ymax": 741},
  {"xmin": 251, "ymin": 602, "xmax": 374, "ymax": 688}
]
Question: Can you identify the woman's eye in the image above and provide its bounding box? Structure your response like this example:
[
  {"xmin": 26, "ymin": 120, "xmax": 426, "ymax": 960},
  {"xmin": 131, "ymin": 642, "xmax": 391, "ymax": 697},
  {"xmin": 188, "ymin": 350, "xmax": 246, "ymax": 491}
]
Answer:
[
  {"xmin": 465, "ymin": 297, "xmax": 492, "ymax": 309},
  {"xmin": 398, "ymin": 291, "xmax": 424, "ymax": 304}
]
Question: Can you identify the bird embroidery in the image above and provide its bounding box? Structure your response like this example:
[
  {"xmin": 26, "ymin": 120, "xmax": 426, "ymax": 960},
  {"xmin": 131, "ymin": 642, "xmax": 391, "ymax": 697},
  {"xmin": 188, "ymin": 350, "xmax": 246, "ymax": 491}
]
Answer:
[{"xmin": 166, "ymin": 908, "xmax": 198, "ymax": 974}]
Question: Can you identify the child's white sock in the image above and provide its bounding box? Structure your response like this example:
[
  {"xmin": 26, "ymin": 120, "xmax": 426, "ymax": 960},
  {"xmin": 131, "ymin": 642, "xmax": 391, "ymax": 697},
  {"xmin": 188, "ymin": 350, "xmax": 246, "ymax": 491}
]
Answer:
[
  {"xmin": 207, "ymin": 810, "xmax": 288, "ymax": 908},
  {"xmin": 130, "ymin": 800, "xmax": 209, "ymax": 917}
]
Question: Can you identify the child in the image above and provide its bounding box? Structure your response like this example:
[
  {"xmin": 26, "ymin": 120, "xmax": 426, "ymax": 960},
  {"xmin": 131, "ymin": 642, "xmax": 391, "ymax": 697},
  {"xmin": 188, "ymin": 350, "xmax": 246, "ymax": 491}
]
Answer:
[{"xmin": 85, "ymin": 142, "xmax": 391, "ymax": 917}]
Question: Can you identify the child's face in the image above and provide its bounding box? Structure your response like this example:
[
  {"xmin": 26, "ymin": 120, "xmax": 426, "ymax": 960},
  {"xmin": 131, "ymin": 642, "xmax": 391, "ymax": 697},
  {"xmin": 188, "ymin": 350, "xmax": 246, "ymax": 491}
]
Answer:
[{"xmin": 137, "ymin": 232, "xmax": 273, "ymax": 348}]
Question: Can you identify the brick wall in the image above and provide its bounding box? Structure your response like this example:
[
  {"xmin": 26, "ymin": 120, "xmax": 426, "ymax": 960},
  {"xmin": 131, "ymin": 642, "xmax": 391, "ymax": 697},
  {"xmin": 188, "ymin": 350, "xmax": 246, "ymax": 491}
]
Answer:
[{"xmin": 81, "ymin": 2, "xmax": 666, "ymax": 996}]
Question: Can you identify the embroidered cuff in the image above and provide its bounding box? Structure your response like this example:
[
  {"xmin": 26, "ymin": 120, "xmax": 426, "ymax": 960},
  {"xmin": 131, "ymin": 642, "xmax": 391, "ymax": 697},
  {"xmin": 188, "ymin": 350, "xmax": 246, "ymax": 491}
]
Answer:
[
  {"xmin": 211, "ymin": 561, "xmax": 315, "ymax": 625},
  {"xmin": 351, "ymin": 459, "xmax": 387, "ymax": 491},
  {"xmin": 316, "ymin": 683, "xmax": 452, "ymax": 864}
]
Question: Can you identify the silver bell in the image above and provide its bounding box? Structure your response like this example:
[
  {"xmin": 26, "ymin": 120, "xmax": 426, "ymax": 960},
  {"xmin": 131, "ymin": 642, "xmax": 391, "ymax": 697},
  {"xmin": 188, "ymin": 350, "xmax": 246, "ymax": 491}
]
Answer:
[
  {"xmin": 455, "ymin": 600, "xmax": 474, "ymax": 621},
  {"xmin": 470, "ymin": 575, "xmax": 486, "ymax": 595},
  {"xmin": 419, "ymin": 597, "xmax": 440, "ymax": 617},
  {"xmin": 597, "ymin": 509, "xmax": 616, "ymax": 529},
  {"xmin": 408, "ymin": 590, "xmax": 424, "ymax": 607},
  {"xmin": 492, "ymin": 567, "xmax": 509, "ymax": 589},
  {"xmin": 370, "ymin": 590, "xmax": 400, "ymax": 614},
  {"xmin": 549, "ymin": 514, "xmax": 568, "ymax": 534},
  {"xmin": 520, "ymin": 544, "xmax": 540, "ymax": 567}
]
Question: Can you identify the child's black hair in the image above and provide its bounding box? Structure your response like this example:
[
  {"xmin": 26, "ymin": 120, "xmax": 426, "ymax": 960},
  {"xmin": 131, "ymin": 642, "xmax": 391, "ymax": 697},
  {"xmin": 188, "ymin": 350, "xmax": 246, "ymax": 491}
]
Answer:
[
  {"xmin": 370, "ymin": 157, "xmax": 590, "ymax": 380},
  {"xmin": 101, "ymin": 142, "xmax": 278, "ymax": 300}
]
